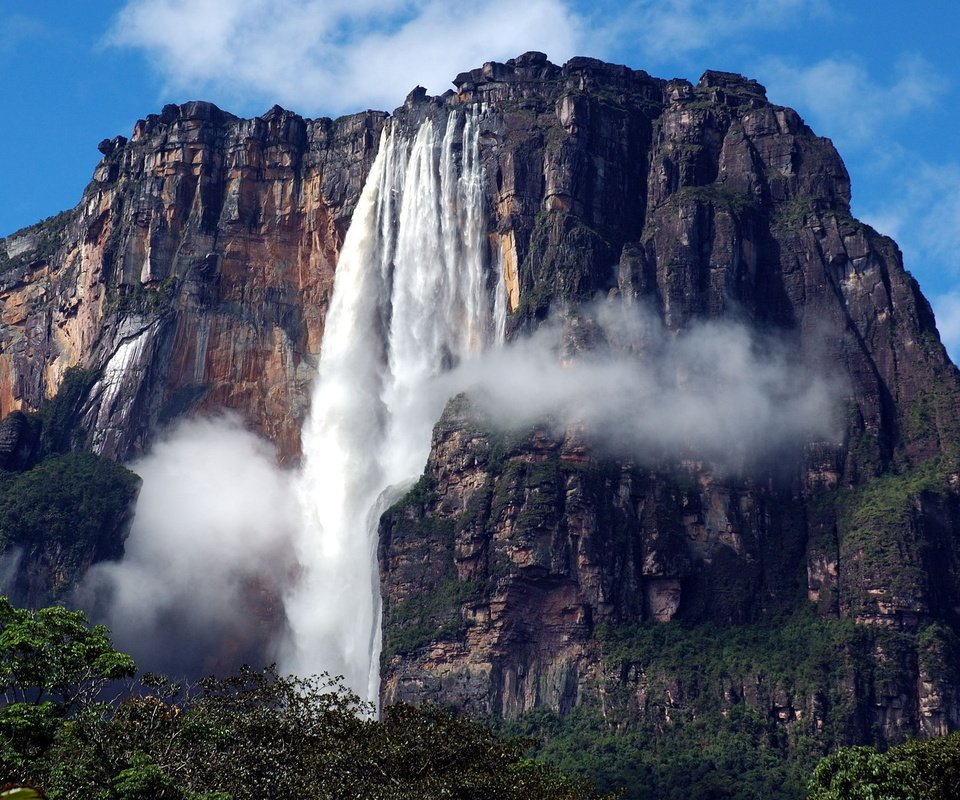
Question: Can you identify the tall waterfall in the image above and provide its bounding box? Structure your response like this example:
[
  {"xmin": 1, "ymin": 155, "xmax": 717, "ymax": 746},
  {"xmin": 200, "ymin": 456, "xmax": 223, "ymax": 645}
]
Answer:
[{"xmin": 283, "ymin": 109, "xmax": 505, "ymax": 700}]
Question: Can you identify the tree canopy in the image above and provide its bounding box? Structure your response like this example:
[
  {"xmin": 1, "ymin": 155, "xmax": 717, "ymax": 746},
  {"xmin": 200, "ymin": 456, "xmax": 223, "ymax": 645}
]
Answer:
[
  {"xmin": 7, "ymin": 595, "xmax": 960, "ymax": 799},
  {"xmin": 808, "ymin": 733, "xmax": 960, "ymax": 800},
  {"xmin": 0, "ymin": 597, "xmax": 612, "ymax": 799}
]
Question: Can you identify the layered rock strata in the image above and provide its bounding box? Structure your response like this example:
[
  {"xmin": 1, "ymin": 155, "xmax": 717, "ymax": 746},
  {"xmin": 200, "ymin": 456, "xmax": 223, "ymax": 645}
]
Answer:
[{"xmin": 0, "ymin": 103, "xmax": 386, "ymax": 463}]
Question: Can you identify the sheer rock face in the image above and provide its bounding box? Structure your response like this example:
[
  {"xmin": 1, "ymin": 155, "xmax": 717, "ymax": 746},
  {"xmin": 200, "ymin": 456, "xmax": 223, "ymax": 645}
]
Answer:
[
  {"xmin": 3, "ymin": 54, "xmax": 960, "ymax": 746},
  {"xmin": 0, "ymin": 102, "xmax": 386, "ymax": 464},
  {"xmin": 374, "ymin": 55, "xmax": 960, "ymax": 746}
]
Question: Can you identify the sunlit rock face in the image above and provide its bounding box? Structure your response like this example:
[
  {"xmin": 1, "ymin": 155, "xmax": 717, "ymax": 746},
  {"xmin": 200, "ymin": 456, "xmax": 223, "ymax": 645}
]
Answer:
[
  {"xmin": 3, "ymin": 52, "xmax": 960, "ymax": 751},
  {"xmin": 0, "ymin": 102, "xmax": 386, "ymax": 464}
]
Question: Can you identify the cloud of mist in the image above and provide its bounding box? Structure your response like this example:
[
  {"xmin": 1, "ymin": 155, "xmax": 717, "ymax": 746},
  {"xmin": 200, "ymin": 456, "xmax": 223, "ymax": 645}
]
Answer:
[
  {"xmin": 76, "ymin": 303, "xmax": 842, "ymax": 683},
  {"xmin": 440, "ymin": 301, "xmax": 843, "ymax": 466},
  {"xmin": 77, "ymin": 414, "xmax": 298, "ymax": 677}
]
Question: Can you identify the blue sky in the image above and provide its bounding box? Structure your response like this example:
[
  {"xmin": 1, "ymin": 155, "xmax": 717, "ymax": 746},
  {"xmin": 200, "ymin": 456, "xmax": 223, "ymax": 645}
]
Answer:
[{"xmin": 2, "ymin": 1, "xmax": 959, "ymax": 352}]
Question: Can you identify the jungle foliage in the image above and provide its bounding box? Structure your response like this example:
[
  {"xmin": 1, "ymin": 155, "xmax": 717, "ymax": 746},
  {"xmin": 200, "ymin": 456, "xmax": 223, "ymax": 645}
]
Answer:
[
  {"xmin": 503, "ymin": 608, "xmax": 958, "ymax": 800},
  {"xmin": 0, "ymin": 368, "xmax": 140, "ymax": 600},
  {"xmin": 0, "ymin": 598, "xmax": 612, "ymax": 800},
  {"xmin": 807, "ymin": 733, "xmax": 960, "ymax": 800},
  {"xmin": 0, "ymin": 453, "xmax": 139, "ymax": 566}
]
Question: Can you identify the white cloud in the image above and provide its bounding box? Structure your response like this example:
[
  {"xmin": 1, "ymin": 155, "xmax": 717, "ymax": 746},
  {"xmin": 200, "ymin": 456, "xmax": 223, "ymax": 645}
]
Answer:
[
  {"xmin": 108, "ymin": 0, "xmax": 839, "ymax": 116},
  {"xmin": 440, "ymin": 300, "xmax": 844, "ymax": 466},
  {"xmin": 108, "ymin": 0, "xmax": 583, "ymax": 115},
  {"xmin": 588, "ymin": 0, "xmax": 830, "ymax": 65},
  {"xmin": 757, "ymin": 54, "xmax": 940, "ymax": 148}
]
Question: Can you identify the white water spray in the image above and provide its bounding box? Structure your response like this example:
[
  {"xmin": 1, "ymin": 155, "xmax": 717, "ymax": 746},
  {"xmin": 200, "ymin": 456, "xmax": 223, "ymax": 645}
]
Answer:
[{"xmin": 283, "ymin": 109, "xmax": 504, "ymax": 700}]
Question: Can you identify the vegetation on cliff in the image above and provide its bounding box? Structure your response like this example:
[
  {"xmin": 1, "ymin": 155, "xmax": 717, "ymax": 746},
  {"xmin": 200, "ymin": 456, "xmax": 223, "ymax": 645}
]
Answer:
[
  {"xmin": 0, "ymin": 368, "xmax": 140, "ymax": 603},
  {"xmin": 0, "ymin": 453, "xmax": 139, "ymax": 589},
  {"xmin": 3, "ymin": 596, "xmax": 960, "ymax": 799},
  {"xmin": 506, "ymin": 608, "xmax": 952, "ymax": 799}
]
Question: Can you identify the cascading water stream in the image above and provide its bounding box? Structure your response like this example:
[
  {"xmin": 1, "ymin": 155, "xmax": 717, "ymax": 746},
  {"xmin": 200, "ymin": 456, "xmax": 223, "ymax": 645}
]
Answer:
[{"xmin": 283, "ymin": 109, "xmax": 506, "ymax": 701}]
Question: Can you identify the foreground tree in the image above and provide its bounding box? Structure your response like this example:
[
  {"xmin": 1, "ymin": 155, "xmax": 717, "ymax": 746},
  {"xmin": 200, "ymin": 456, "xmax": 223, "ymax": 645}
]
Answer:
[{"xmin": 0, "ymin": 598, "xmax": 135, "ymax": 787}]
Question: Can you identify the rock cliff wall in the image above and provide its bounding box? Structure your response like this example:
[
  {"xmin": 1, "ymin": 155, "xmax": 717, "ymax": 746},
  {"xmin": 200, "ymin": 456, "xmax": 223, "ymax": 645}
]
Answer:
[
  {"xmin": 371, "ymin": 55, "xmax": 960, "ymax": 761},
  {"xmin": 0, "ymin": 102, "xmax": 386, "ymax": 463}
]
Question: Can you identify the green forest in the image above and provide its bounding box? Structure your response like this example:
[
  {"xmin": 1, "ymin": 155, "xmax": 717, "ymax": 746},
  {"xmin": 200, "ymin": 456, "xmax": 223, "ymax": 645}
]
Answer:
[
  {"xmin": 0, "ymin": 597, "xmax": 614, "ymax": 799},
  {"xmin": 1, "ymin": 596, "xmax": 958, "ymax": 799}
]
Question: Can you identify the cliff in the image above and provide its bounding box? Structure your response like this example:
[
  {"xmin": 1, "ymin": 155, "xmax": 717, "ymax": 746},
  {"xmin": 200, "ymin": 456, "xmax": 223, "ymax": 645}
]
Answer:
[
  {"xmin": 0, "ymin": 102, "xmax": 386, "ymax": 464},
  {"xmin": 373, "ymin": 55, "xmax": 960, "ymax": 794},
  {"xmin": 2, "ymin": 52, "xmax": 960, "ymax": 797}
]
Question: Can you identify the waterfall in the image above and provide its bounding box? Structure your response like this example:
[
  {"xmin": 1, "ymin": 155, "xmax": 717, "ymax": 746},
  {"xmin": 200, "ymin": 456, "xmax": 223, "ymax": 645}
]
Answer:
[{"xmin": 283, "ymin": 109, "xmax": 505, "ymax": 701}]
